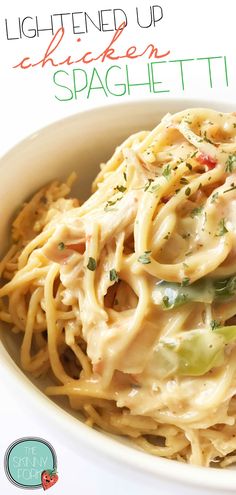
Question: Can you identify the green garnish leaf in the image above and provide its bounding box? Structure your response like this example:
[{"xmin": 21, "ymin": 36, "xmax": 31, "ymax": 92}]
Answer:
[
  {"xmin": 185, "ymin": 187, "xmax": 191, "ymax": 196},
  {"xmin": 87, "ymin": 257, "xmax": 97, "ymax": 271},
  {"xmin": 216, "ymin": 218, "xmax": 228, "ymax": 236},
  {"xmin": 211, "ymin": 192, "xmax": 219, "ymax": 203},
  {"xmin": 225, "ymin": 153, "xmax": 236, "ymax": 173},
  {"xmin": 190, "ymin": 206, "xmax": 203, "ymax": 218},
  {"xmin": 203, "ymin": 131, "xmax": 214, "ymax": 144},
  {"xmin": 138, "ymin": 250, "xmax": 152, "ymax": 264},
  {"xmin": 104, "ymin": 196, "xmax": 123, "ymax": 211},
  {"xmin": 109, "ymin": 268, "xmax": 118, "ymax": 282},
  {"xmin": 162, "ymin": 164, "xmax": 171, "ymax": 180},
  {"xmin": 114, "ymin": 185, "xmax": 126, "ymax": 193},
  {"xmin": 162, "ymin": 295, "xmax": 170, "ymax": 308},
  {"xmin": 180, "ymin": 177, "xmax": 189, "ymax": 185},
  {"xmin": 210, "ymin": 320, "xmax": 221, "ymax": 330},
  {"xmin": 58, "ymin": 242, "xmax": 65, "ymax": 251},
  {"xmin": 224, "ymin": 185, "xmax": 236, "ymax": 194},
  {"xmin": 144, "ymin": 179, "xmax": 154, "ymax": 191},
  {"xmin": 148, "ymin": 183, "xmax": 160, "ymax": 193},
  {"xmin": 159, "ymin": 286, "xmax": 189, "ymax": 310},
  {"xmin": 181, "ymin": 277, "xmax": 190, "ymax": 287}
]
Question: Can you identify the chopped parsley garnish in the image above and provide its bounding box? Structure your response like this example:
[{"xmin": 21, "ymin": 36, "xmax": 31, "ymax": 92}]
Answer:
[
  {"xmin": 203, "ymin": 131, "xmax": 214, "ymax": 144},
  {"xmin": 180, "ymin": 177, "xmax": 189, "ymax": 185},
  {"xmin": 181, "ymin": 277, "xmax": 190, "ymax": 286},
  {"xmin": 186, "ymin": 163, "xmax": 192, "ymax": 170},
  {"xmin": 104, "ymin": 196, "xmax": 122, "ymax": 211},
  {"xmin": 224, "ymin": 184, "xmax": 236, "ymax": 193},
  {"xmin": 114, "ymin": 185, "xmax": 126, "ymax": 193},
  {"xmin": 185, "ymin": 187, "xmax": 191, "ymax": 196},
  {"xmin": 225, "ymin": 153, "xmax": 236, "ymax": 173},
  {"xmin": 162, "ymin": 164, "xmax": 171, "ymax": 180},
  {"xmin": 123, "ymin": 171, "xmax": 127, "ymax": 181},
  {"xmin": 210, "ymin": 320, "xmax": 221, "ymax": 331},
  {"xmin": 216, "ymin": 218, "xmax": 228, "ymax": 236},
  {"xmin": 87, "ymin": 257, "xmax": 97, "ymax": 271},
  {"xmin": 143, "ymin": 179, "xmax": 160, "ymax": 194},
  {"xmin": 190, "ymin": 206, "xmax": 203, "ymax": 218},
  {"xmin": 149, "ymin": 184, "xmax": 160, "ymax": 193},
  {"xmin": 58, "ymin": 242, "xmax": 65, "ymax": 251},
  {"xmin": 190, "ymin": 150, "xmax": 198, "ymax": 158},
  {"xmin": 109, "ymin": 268, "xmax": 118, "ymax": 282},
  {"xmin": 138, "ymin": 250, "xmax": 152, "ymax": 264},
  {"xmin": 162, "ymin": 293, "xmax": 188, "ymax": 309},
  {"xmin": 144, "ymin": 178, "xmax": 154, "ymax": 191},
  {"xmin": 211, "ymin": 192, "xmax": 219, "ymax": 203},
  {"xmin": 162, "ymin": 295, "xmax": 170, "ymax": 308}
]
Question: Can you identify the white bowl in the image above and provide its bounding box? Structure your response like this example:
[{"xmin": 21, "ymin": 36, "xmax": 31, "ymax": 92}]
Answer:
[{"xmin": 1, "ymin": 98, "xmax": 236, "ymax": 494}]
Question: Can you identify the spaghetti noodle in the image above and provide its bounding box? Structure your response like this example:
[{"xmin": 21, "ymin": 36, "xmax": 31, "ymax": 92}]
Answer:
[{"xmin": 2, "ymin": 108, "xmax": 236, "ymax": 466}]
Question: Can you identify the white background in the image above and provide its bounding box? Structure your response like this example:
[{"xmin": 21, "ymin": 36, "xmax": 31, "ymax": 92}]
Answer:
[{"xmin": 1, "ymin": 0, "xmax": 236, "ymax": 494}]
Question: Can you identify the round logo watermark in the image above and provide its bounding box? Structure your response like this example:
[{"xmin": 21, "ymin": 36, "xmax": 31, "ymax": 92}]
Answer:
[{"xmin": 4, "ymin": 437, "xmax": 58, "ymax": 490}]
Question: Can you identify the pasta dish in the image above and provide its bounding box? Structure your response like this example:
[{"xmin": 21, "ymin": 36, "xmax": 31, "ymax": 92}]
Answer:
[{"xmin": 2, "ymin": 108, "xmax": 236, "ymax": 467}]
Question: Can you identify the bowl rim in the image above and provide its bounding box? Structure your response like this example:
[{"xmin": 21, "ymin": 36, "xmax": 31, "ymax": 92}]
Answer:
[
  {"xmin": 1, "ymin": 95, "xmax": 234, "ymax": 160},
  {"xmin": 1, "ymin": 96, "xmax": 236, "ymax": 492}
]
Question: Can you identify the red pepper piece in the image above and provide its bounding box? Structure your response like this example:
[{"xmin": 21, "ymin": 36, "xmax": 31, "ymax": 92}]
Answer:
[
  {"xmin": 66, "ymin": 242, "xmax": 85, "ymax": 254},
  {"xmin": 197, "ymin": 153, "xmax": 217, "ymax": 169}
]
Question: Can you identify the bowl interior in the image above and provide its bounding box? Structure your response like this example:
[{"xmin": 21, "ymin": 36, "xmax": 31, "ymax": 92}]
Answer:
[{"xmin": 1, "ymin": 98, "xmax": 236, "ymax": 492}]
